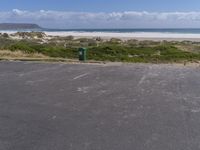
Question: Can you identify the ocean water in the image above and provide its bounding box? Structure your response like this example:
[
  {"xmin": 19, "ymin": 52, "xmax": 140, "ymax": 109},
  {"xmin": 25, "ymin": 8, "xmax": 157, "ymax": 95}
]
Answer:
[{"xmin": 44, "ymin": 28, "xmax": 200, "ymax": 34}]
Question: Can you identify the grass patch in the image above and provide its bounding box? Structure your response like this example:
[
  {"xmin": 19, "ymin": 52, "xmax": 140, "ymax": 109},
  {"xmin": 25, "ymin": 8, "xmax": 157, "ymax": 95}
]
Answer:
[
  {"xmin": 0, "ymin": 50, "xmax": 48, "ymax": 58},
  {"xmin": 1, "ymin": 34, "xmax": 200, "ymax": 63}
]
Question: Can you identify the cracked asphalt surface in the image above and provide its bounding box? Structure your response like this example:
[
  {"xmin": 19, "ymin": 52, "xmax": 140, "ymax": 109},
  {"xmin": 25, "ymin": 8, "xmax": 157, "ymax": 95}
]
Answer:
[{"xmin": 1, "ymin": 61, "xmax": 200, "ymax": 150}]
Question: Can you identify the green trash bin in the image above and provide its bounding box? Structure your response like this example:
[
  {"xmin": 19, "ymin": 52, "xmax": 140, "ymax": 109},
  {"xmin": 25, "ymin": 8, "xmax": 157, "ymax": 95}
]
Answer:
[{"xmin": 79, "ymin": 48, "xmax": 87, "ymax": 61}]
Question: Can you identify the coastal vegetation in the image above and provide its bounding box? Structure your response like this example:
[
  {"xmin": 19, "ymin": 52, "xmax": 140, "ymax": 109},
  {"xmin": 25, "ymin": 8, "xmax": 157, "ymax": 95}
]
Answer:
[{"xmin": 1, "ymin": 32, "xmax": 200, "ymax": 63}]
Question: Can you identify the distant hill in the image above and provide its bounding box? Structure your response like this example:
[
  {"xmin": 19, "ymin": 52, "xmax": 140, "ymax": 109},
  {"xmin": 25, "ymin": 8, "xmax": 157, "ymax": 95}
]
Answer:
[{"xmin": 0, "ymin": 23, "xmax": 42, "ymax": 30}]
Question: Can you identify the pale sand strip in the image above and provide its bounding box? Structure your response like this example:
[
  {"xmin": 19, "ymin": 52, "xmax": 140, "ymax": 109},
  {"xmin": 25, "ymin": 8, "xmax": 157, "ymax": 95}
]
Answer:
[
  {"xmin": 2, "ymin": 30, "xmax": 200, "ymax": 41},
  {"xmin": 44, "ymin": 31, "xmax": 200, "ymax": 41}
]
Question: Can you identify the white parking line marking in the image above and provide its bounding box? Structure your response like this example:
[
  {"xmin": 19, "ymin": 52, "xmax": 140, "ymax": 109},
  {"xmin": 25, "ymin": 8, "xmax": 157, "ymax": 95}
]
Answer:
[{"xmin": 73, "ymin": 73, "xmax": 89, "ymax": 80}]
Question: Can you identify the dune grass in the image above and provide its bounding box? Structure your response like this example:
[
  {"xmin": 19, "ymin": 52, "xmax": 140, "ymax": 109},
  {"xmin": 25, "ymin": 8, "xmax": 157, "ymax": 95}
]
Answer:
[
  {"xmin": 0, "ymin": 50, "xmax": 48, "ymax": 58},
  {"xmin": 1, "ymin": 35, "xmax": 200, "ymax": 63}
]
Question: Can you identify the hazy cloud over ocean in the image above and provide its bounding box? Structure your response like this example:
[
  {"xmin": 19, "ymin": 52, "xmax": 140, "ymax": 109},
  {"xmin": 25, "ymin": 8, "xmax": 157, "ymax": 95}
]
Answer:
[{"xmin": 1, "ymin": 9, "xmax": 200, "ymax": 28}]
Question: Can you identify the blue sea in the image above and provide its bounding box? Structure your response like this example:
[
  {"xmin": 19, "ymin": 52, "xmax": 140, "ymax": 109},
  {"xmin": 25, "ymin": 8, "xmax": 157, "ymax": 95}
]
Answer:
[
  {"xmin": 43, "ymin": 28, "xmax": 200, "ymax": 34},
  {"xmin": 2, "ymin": 28, "xmax": 200, "ymax": 34}
]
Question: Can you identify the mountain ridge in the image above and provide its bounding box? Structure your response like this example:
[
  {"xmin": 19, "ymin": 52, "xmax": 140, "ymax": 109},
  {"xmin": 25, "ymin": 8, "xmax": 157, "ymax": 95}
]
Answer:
[{"xmin": 0, "ymin": 23, "xmax": 42, "ymax": 30}]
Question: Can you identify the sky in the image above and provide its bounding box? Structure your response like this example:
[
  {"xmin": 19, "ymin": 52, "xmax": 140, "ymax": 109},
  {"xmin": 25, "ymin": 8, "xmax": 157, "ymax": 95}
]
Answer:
[{"xmin": 1, "ymin": 0, "xmax": 200, "ymax": 28}]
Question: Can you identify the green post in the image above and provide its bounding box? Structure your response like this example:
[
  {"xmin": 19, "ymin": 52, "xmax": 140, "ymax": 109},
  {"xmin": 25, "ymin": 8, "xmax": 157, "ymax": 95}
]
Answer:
[{"xmin": 79, "ymin": 48, "xmax": 87, "ymax": 61}]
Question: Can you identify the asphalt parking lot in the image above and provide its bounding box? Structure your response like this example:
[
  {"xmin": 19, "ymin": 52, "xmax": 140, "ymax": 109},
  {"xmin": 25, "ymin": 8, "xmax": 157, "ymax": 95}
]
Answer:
[{"xmin": 1, "ymin": 61, "xmax": 200, "ymax": 150}]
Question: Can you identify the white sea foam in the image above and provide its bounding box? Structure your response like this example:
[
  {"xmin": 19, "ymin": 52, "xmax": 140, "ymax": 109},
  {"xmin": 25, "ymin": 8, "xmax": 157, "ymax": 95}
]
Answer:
[{"xmin": 0, "ymin": 31, "xmax": 17, "ymax": 34}]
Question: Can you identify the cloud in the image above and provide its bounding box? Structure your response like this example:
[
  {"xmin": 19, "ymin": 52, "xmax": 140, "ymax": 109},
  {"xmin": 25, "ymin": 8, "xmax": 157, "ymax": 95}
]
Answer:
[{"xmin": 1, "ymin": 9, "xmax": 200, "ymax": 28}]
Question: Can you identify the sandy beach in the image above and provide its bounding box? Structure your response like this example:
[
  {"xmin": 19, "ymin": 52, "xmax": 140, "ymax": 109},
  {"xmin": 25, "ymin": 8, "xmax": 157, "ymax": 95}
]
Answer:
[
  {"xmin": 44, "ymin": 31, "xmax": 200, "ymax": 41},
  {"xmin": 2, "ymin": 30, "xmax": 200, "ymax": 41}
]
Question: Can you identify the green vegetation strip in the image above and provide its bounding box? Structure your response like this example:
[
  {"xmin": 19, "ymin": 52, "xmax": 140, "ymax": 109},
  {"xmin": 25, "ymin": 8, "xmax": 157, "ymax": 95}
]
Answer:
[{"xmin": 1, "ymin": 33, "xmax": 200, "ymax": 63}]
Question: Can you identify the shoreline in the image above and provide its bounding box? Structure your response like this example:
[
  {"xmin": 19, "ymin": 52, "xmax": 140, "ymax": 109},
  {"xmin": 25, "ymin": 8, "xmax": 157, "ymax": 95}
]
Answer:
[
  {"xmin": 45, "ymin": 32, "xmax": 200, "ymax": 42},
  {"xmin": 44, "ymin": 31, "xmax": 200, "ymax": 41},
  {"xmin": 1, "ymin": 31, "xmax": 200, "ymax": 41}
]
